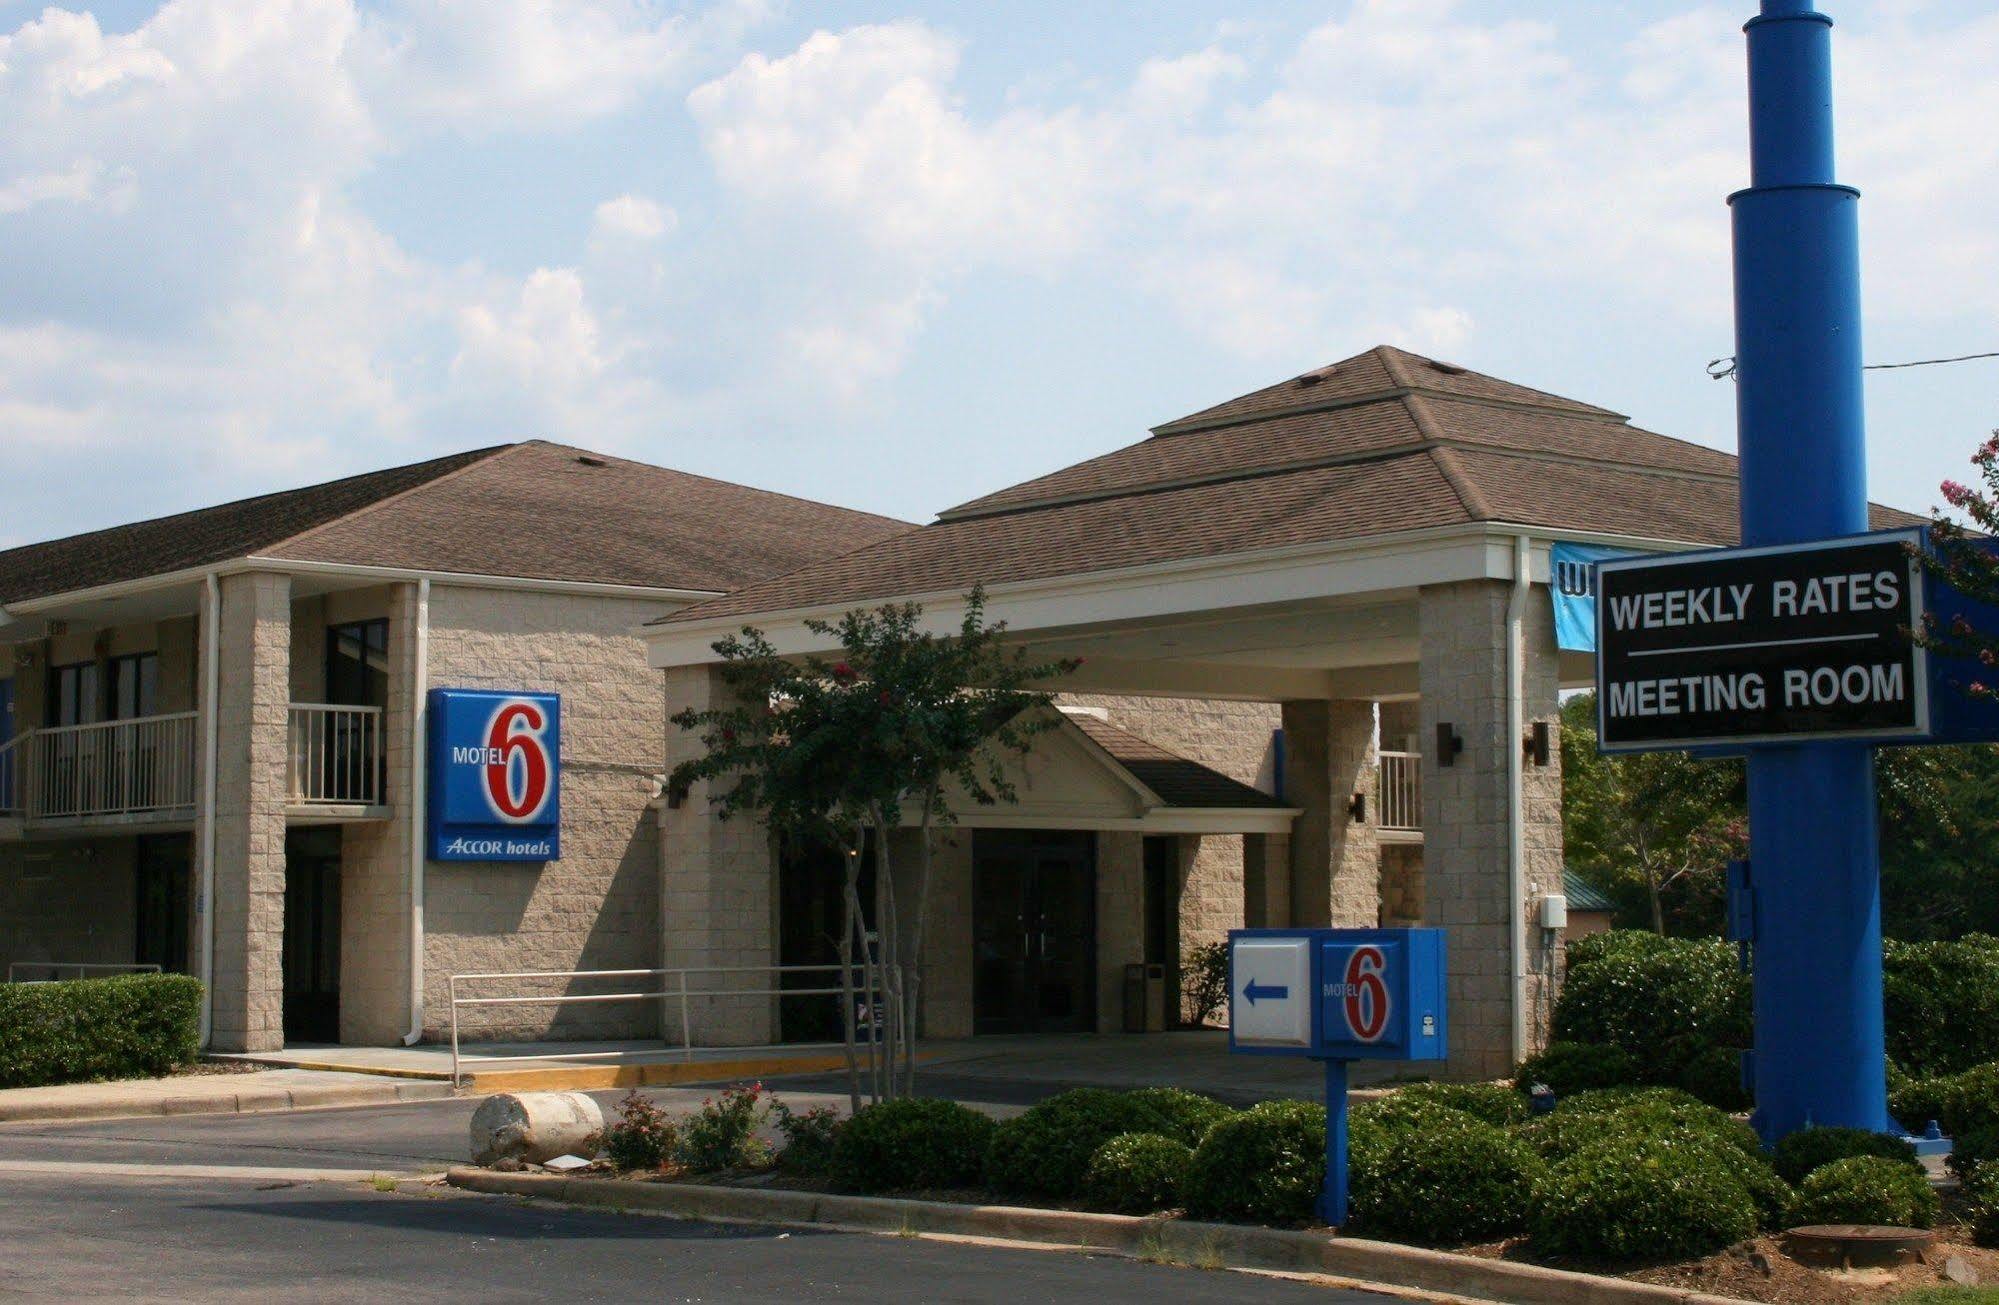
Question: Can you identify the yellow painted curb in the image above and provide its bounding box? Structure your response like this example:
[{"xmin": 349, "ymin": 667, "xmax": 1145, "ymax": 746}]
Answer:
[{"xmin": 464, "ymin": 1052, "xmax": 855, "ymax": 1093}]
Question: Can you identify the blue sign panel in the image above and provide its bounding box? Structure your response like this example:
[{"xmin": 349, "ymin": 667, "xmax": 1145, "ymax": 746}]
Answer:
[
  {"xmin": 1550, "ymin": 542, "xmax": 1634, "ymax": 654},
  {"xmin": 427, "ymin": 688, "xmax": 561, "ymax": 862}
]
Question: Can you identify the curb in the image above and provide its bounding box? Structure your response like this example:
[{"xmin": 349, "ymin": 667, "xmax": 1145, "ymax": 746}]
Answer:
[
  {"xmin": 218, "ymin": 1050, "xmax": 859, "ymax": 1092},
  {"xmin": 444, "ymin": 1169, "xmax": 1755, "ymax": 1305},
  {"xmin": 0, "ymin": 1079, "xmax": 455, "ymax": 1125}
]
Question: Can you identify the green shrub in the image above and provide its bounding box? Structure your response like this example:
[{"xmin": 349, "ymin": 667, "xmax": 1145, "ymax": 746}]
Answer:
[
  {"xmin": 1124, "ymin": 1087, "xmax": 1233, "ymax": 1147},
  {"xmin": 1531, "ymin": 1137, "xmax": 1759, "ymax": 1261},
  {"xmin": 1675, "ymin": 1043, "xmax": 1752, "ymax": 1112},
  {"xmin": 602, "ymin": 1090, "xmax": 678, "ymax": 1171},
  {"xmin": 985, "ymin": 1089, "xmax": 1171, "ymax": 1199},
  {"xmin": 1559, "ymin": 1085, "xmax": 1708, "ymax": 1116},
  {"xmin": 1884, "ymin": 937, "xmax": 1999, "ymax": 1078},
  {"xmin": 830, "ymin": 1098, "xmax": 995, "ymax": 1194},
  {"xmin": 1894, "ymin": 1062, "xmax": 1999, "ymax": 1138},
  {"xmin": 1514, "ymin": 1042, "xmax": 1640, "ymax": 1099},
  {"xmin": 1770, "ymin": 1126, "xmax": 1921, "ymax": 1186},
  {"xmin": 1183, "ymin": 1099, "xmax": 1325, "ymax": 1225},
  {"xmin": 1788, "ymin": 1155, "xmax": 1940, "ymax": 1229},
  {"xmin": 0, "ymin": 973, "xmax": 202, "ymax": 1088},
  {"xmin": 1350, "ymin": 1094, "xmax": 1480, "ymax": 1135},
  {"xmin": 772, "ymin": 1100, "xmax": 843, "ymax": 1177},
  {"xmin": 1966, "ymin": 1161, "xmax": 1999, "ymax": 1249},
  {"xmin": 1387, "ymin": 1082, "xmax": 1528, "ymax": 1127},
  {"xmin": 1553, "ymin": 934, "xmax": 1750, "ymax": 1059},
  {"xmin": 1081, "ymin": 1132, "xmax": 1194, "ymax": 1214},
  {"xmin": 1948, "ymin": 1123, "xmax": 1999, "ymax": 1184},
  {"xmin": 676, "ymin": 1083, "xmax": 771, "ymax": 1172},
  {"xmin": 1349, "ymin": 1115, "xmax": 1544, "ymax": 1245},
  {"xmin": 1521, "ymin": 1094, "xmax": 1760, "ymax": 1167},
  {"xmin": 1564, "ymin": 929, "xmax": 1675, "ymax": 972},
  {"xmin": 1183, "ymin": 941, "xmax": 1230, "ymax": 1027}
]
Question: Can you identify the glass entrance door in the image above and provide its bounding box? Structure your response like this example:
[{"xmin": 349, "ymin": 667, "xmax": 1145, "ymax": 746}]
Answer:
[{"xmin": 972, "ymin": 831, "xmax": 1097, "ymax": 1035}]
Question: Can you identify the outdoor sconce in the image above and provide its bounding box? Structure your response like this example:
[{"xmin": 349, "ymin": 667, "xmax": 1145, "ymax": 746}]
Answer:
[
  {"xmin": 1348, "ymin": 791, "xmax": 1367, "ymax": 824},
  {"xmin": 665, "ymin": 778, "xmax": 689, "ymax": 809},
  {"xmin": 1435, "ymin": 722, "xmax": 1464, "ymax": 767},
  {"xmin": 1524, "ymin": 721, "xmax": 1552, "ymax": 767}
]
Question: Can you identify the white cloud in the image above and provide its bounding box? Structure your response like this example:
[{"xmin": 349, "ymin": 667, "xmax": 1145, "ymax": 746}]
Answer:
[{"xmin": 592, "ymin": 194, "xmax": 676, "ymax": 242}]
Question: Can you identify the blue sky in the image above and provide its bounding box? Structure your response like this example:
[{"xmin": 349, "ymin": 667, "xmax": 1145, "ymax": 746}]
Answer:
[{"xmin": 2, "ymin": 0, "xmax": 1996, "ymax": 547}]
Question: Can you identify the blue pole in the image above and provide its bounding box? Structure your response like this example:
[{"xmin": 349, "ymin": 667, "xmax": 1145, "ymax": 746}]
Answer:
[
  {"xmin": 1730, "ymin": 1, "xmax": 1891, "ymax": 1138},
  {"xmin": 1319, "ymin": 1058, "xmax": 1350, "ymax": 1226}
]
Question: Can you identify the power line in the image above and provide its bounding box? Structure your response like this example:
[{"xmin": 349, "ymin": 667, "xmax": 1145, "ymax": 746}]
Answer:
[{"xmin": 1707, "ymin": 349, "xmax": 1999, "ymax": 381}]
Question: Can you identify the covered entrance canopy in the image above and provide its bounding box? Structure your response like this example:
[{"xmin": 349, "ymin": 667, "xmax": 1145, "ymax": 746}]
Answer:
[{"xmin": 649, "ymin": 346, "xmax": 1921, "ymax": 1079}]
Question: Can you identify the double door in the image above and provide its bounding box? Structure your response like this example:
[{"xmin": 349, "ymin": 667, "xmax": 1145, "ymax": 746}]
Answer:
[{"xmin": 972, "ymin": 831, "xmax": 1096, "ymax": 1035}]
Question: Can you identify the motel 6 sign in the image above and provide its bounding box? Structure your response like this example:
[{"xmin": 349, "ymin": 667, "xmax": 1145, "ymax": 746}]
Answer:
[
  {"xmin": 1228, "ymin": 928, "xmax": 1446, "ymax": 1227},
  {"xmin": 427, "ymin": 688, "xmax": 562, "ymax": 862}
]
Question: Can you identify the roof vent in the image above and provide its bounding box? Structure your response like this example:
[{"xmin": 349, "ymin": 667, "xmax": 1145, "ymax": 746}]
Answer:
[
  {"xmin": 1427, "ymin": 361, "xmax": 1468, "ymax": 376},
  {"xmin": 575, "ymin": 455, "xmax": 608, "ymax": 468},
  {"xmin": 1296, "ymin": 366, "xmax": 1336, "ymax": 388}
]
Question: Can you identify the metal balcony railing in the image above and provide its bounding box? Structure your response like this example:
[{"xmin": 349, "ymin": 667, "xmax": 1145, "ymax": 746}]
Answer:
[
  {"xmin": 1377, "ymin": 750, "xmax": 1422, "ymax": 832},
  {"xmin": 25, "ymin": 713, "xmax": 199, "ymax": 820},
  {"xmin": 0, "ymin": 732, "xmax": 21, "ymax": 817},
  {"xmin": 287, "ymin": 704, "xmax": 386, "ymax": 806}
]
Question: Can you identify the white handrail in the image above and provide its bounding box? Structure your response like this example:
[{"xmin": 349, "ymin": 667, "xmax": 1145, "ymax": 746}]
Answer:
[
  {"xmin": 446, "ymin": 964, "xmax": 885, "ymax": 1088},
  {"xmin": 287, "ymin": 703, "xmax": 386, "ymax": 805},
  {"xmin": 1378, "ymin": 750, "xmax": 1422, "ymax": 831},
  {"xmin": 25, "ymin": 713, "xmax": 199, "ymax": 820},
  {"xmin": 7, "ymin": 961, "xmax": 164, "ymax": 983}
]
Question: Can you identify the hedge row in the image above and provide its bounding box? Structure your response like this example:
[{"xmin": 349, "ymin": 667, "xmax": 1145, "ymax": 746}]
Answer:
[{"xmin": 0, "ymin": 973, "xmax": 203, "ymax": 1089}]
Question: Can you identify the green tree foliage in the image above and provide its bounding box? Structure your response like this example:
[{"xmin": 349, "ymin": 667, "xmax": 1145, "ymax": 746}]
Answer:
[
  {"xmin": 1563, "ymin": 693, "xmax": 1997, "ymax": 938},
  {"xmin": 668, "ymin": 586, "xmax": 1076, "ymax": 1104}
]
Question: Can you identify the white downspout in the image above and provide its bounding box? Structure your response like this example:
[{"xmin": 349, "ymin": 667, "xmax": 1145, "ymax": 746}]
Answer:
[
  {"xmin": 1505, "ymin": 534, "xmax": 1532, "ymax": 1066},
  {"xmin": 198, "ymin": 572, "xmax": 221, "ymax": 1048},
  {"xmin": 403, "ymin": 577, "xmax": 430, "ymax": 1046}
]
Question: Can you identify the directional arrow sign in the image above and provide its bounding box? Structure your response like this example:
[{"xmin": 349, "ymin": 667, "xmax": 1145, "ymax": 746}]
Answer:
[
  {"xmin": 1242, "ymin": 979, "xmax": 1290, "ymax": 1006},
  {"xmin": 1230, "ymin": 937, "xmax": 1311, "ymax": 1048}
]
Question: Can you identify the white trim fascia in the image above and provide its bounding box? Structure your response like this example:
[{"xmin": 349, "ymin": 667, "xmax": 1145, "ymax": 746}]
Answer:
[
  {"xmin": 934, "ymin": 807, "xmax": 1301, "ymax": 834},
  {"xmin": 644, "ymin": 521, "xmax": 1714, "ymax": 667},
  {"xmin": 3, "ymin": 557, "xmax": 720, "ymax": 618}
]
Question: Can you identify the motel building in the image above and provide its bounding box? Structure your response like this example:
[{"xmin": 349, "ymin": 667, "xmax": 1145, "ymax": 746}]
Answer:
[{"xmin": 2, "ymin": 347, "xmax": 1919, "ymax": 1077}]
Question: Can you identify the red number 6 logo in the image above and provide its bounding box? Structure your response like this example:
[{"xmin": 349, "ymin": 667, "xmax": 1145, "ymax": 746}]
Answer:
[
  {"xmin": 485, "ymin": 701, "xmax": 551, "ymax": 823},
  {"xmin": 1343, "ymin": 946, "xmax": 1390, "ymax": 1042}
]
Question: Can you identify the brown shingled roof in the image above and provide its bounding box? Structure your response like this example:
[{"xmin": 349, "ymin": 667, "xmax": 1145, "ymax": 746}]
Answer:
[
  {"xmin": 1068, "ymin": 713, "xmax": 1287, "ymax": 810},
  {"xmin": 664, "ymin": 345, "xmax": 1922, "ymax": 627},
  {"xmin": 0, "ymin": 440, "xmax": 912, "ymax": 605}
]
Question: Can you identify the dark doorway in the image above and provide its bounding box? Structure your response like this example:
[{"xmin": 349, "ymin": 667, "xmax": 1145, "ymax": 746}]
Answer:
[
  {"xmin": 134, "ymin": 834, "xmax": 191, "ymax": 975},
  {"xmin": 1143, "ymin": 835, "xmax": 1180, "ymax": 1022},
  {"xmin": 972, "ymin": 830, "xmax": 1097, "ymax": 1035},
  {"xmin": 775, "ymin": 834, "xmax": 876, "ymax": 1044},
  {"xmin": 283, "ymin": 827, "xmax": 342, "ymax": 1044}
]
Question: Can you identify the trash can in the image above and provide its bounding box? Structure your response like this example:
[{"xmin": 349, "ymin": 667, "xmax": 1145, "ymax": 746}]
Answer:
[
  {"xmin": 1122, "ymin": 963, "xmax": 1148, "ymax": 1033},
  {"xmin": 1143, "ymin": 963, "xmax": 1167, "ymax": 1032}
]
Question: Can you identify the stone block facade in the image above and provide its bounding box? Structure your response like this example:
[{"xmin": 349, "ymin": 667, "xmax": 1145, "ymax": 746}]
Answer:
[
  {"xmin": 0, "ymin": 837, "xmax": 138, "ymax": 979},
  {"xmin": 420, "ymin": 587, "xmax": 668, "ymax": 1042},
  {"xmin": 658, "ymin": 662, "xmax": 775, "ymax": 1047},
  {"xmin": 1417, "ymin": 580, "xmax": 1564, "ymax": 1080},
  {"xmin": 1281, "ymin": 699, "xmax": 1379, "ymax": 928},
  {"xmin": 205, "ymin": 571, "xmax": 292, "ymax": 1053}
]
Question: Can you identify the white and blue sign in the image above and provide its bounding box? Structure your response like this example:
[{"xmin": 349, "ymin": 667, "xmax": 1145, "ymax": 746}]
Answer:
[
  {"xmin": 427, "ymin": 688, "xmax": 561, "ymax": 862},
  {"xmin": 1227, "ymin": 928, "xmax": 1447, "ymax": 1227},
  {"xmin": 1550, "ymin": 541, "xmax": 1635, "ymax": 653}
]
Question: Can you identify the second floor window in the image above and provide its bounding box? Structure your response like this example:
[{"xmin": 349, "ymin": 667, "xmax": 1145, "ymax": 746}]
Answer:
[
  {"xmin": 48, "ymin": 661, "xmax": 99, "ymax": 727},
  {"xmin": 108, "ymin": 653, "xmax": 158, "ymax": 721},
  {"xmin": 48, "ymin": 653, "xmax": 159, "ymax": 727},
  {"xmin": 326, "ymin": 620, "xmax": 389, "ymax": 709}
]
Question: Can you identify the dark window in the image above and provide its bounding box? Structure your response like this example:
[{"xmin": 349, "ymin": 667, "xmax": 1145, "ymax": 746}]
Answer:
[
  {"xmin": 135, "ymin": 834, "xmax": 192, "ymax": 975},
  {"xmin": 48, "ymin": 661, "xmax": 99, "ymax": 726},
  {"xmin": 1143, "ymin": 836, "xmax": 1176, "ymax": 967},
  {"xmin": 325, "ymin": 620, "xmax": 389, "ymax": 709},
  {"xmin": 106, "ymin": 653, "xmax": 159, "ymax": 721}
]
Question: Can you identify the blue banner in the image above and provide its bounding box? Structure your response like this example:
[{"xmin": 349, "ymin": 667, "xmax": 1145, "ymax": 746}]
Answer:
[
  {"xmin": 427, "ymin": 688, "xmax": 561, "ymax": 861},
  {"xmin": 1550, "ymin": 542, "xmax": 1636, "ymax": 653}
]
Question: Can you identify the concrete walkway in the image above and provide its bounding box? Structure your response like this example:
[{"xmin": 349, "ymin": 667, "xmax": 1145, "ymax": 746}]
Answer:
[{"xmin": 0, "ymin": 1068, "xmax": 453, "ymax": 1124}]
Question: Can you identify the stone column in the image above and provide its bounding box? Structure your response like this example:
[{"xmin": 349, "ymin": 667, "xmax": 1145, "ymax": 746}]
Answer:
[
  {"xmin": 205, "ymin": 571, "xmax": 292, "ymax": 1053},
  {"xmin": 1095, "ymin": 832, "xmax": 1145, "ymax": 1033},
  {"xmin": 1280, "ymin": 699, "xmax": 1380, "ymax": 928},
  {"xmin": 909, "ymin": 829, "xmax": 974, "ymax": 1039},
  {"xmin": 1241, "ymin": 832, "xmax": 1291, "ymax": 928},
  {"xmin": 659, "ymin": 664, "xmax": 777, "ymax": 1046},
  {"xmin": 339, "ymin": 583, "xmax": 417, "ymax": 1044},
  {"xmin": 1417, "ymin": 580, "xmax": 1564, "ymax": 1081}
]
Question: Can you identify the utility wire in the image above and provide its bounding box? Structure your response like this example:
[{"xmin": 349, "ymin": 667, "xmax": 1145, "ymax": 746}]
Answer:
[{"xmin": 1708, "ymin": 350, "xmax": 1999, "ymax": 381}]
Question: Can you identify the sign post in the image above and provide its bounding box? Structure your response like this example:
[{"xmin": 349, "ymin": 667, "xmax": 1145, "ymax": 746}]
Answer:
[{"xmin": 1228, "ymin": 928, "xmax": 1446, "ymax": 1226}]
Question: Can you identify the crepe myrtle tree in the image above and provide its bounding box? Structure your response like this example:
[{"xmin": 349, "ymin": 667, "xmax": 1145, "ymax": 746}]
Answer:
[
  {"xmin": 1922, "ymin": 429, "xmax": 1999, "ymax": 697},
  {"xmin": 667, "ymin": 586, "xmax": 1078, "ymax": 1106}
]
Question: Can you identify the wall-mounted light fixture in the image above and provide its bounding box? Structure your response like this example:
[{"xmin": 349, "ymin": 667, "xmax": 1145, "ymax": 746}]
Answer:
[
  {"xmin": 1435, "ymin": 722, "xmax": 1464, "ymax": 767},
  {"xmin": 1348, "ymin": 791, "xmax": 1367, "ymax": 823},
  {"xmin": 665, "ymin": 778, "xmax": 689, "ymax": 809}
]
